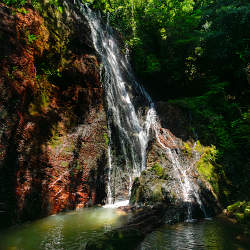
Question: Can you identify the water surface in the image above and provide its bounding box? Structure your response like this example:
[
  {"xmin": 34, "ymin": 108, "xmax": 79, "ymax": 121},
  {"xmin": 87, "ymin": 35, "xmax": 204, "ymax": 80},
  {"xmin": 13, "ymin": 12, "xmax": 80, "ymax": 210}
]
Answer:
[
  {"xmin": 139, "ymin": 217, "xmax": 250, "ymax": 250},
  {"xmin": 0, "ymin": 207, "xmax": 128, "ymax": 250},
  {"xmin": 1, "ymin": 211, "xmax": 249, "ymax": 250}
]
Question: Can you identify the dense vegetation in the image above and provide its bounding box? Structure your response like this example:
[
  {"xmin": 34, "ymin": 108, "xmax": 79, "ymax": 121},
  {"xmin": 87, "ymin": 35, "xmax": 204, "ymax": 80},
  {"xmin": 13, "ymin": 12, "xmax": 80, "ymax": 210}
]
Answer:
[
  {"xmin": 2, "ymin": 0, "xmax": 249, "ymax": 206},
  {"xmin": 84, "ymin": 0, "xmax": 250, "ymax": 205}
]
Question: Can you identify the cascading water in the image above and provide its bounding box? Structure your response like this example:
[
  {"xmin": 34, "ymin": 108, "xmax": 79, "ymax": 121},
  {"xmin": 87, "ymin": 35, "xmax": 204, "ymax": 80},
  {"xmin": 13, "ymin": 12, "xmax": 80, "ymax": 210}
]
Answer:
[
  {"xmin": 153, "ymin": 123, "xmax": 207, "ymax": 220},
  {"xmin": 78, "ymin": 3, "xmax": 207, "ymax": 219},
  {"xmin": 80, "ymin": 5, "xmax": 156, "ymax": 204}
]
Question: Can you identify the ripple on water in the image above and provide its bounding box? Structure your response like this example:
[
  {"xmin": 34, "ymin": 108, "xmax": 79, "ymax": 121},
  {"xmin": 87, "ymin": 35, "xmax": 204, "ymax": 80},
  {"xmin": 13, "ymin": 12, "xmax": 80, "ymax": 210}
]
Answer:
[{"xmin": 139, "ymin": 218, "xmax": 250, "ymax": 250}]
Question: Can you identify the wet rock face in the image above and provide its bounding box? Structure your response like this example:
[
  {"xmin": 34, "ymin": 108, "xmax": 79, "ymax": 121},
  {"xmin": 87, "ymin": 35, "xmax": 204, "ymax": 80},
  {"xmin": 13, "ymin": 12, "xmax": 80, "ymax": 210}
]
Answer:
[
  {"xmin": 130, "ymin": 102, "xmax": 221, "ymax": 220},
  {"xmin": 0, "ymin": 2, "xmax": 108, "ymax": 227}
]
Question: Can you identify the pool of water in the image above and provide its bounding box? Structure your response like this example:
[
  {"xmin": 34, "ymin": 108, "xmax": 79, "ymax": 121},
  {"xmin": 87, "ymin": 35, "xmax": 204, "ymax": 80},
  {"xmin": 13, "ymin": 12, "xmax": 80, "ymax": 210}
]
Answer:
[
  {"xmin": 0, "ymin": 210, "xmax": 249, "ymax": 250},
  {"xmin": 0, "ymin": 207, "xmax": 128, "ymax": 250},
  {"xmin": 139, "ymin": 216, "xmax": 250, "ymax": 250}
]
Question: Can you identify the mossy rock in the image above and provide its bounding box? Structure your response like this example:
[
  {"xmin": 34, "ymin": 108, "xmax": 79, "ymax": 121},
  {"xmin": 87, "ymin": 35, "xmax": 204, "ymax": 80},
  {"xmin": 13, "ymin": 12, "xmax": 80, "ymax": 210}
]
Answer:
[
  {"xmin": 150, "ymin": 163, "xmax": 169, "ymax": 180},
  {"xmin": 226, "ymin": 201, "xmax": 250, "ymax": 224},
  {"xmin": 235, "ymin": 212, "xmax": 245, "ymax": 223},
  {"xmin": 129, "ymin": 177, "xmax": 141, "ymax": 204},
  {"xmin": 227, "ymin": 201, "xmax": 246, "ymax": 213},
  {"xmin": 244, "ymin": 206, "xmax": 250, "ymax": 224},
  {"xmin": 183, "ymin": 142, "xmax": 192, "ymax": 156},
  {"xmin": 152, "ymin": 184, "xmax": 164, "ymax": 202},
  {"xmin": 151, "ymin": 163, "xmax": 163, "ymax": 176}
]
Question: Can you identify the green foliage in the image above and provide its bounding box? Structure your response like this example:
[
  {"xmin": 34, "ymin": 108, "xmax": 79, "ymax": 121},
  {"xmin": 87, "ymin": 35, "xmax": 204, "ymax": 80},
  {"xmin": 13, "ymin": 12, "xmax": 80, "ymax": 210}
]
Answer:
[
  {"xmin": 1, "ymin": 0, "xmax": 63, "ymax": 13},
  {"xmin": 195, "ymin": 143, "xmax": 221, "ymax": 194},
  {"xmin": 170, "ymin": 82, "xmax": 236, "ymax": 153},
  {"xmin": 75, "ymin": 161, "xmax": 83, "ymax": 171},
  {"xmin": 184, "ymin": 142, "xmax": 192, "ymax": 156},
  {"xmin": 1, "ymin": 0, "xmax": 39, "ymax": 7},
  {"xmin": 83, "ymin": 0, "xmax": 200, "ymax": 77},
  {"xmin": 227, "ymin": 201, "xmax": 250, "ymax": 224},
  {"xmin": 227, "ymin": 201, "xmax": 247, "ymax": 213},
  {"xmin": 231, "ymin": 112, "xmax": 250, "ymax": 149},
  {"xmin": 27, "ymin": 32, "xmax": 37, "ymax": 44},
  {"xmin": 49, "ymin": 0, "xmax": 64, "ymax": 13},
  {"xmin": 2, "ymin": 0, "xmax": 27, "ymax": 6},
  {"xmin": 169, "ymin": 77, "xmax": 249, "ymax": 202},
  {"xmin": 103, "ymin": 133, "xmax": 109, "ymax": 145},
  {"xmin": 61, "ymin": 161, "xmax": 68, "ymax": 167},
  {"xmin": 145, "ymin": 55, "xmax": 161, "ymax": 73},
  {"xmin": 37, "ymin": 62, "xmax": 62, "ymax": 79},
  {"xmin": 200, "ymin": 0, "xmax": 250, "ymax": 78},
  {"xmin": 16, "ymin": 7, "xmax": 29, "ymax": 14},
  {"xmin": 86, "ymin": 0, "xmax": 250, "ymax": 204}
]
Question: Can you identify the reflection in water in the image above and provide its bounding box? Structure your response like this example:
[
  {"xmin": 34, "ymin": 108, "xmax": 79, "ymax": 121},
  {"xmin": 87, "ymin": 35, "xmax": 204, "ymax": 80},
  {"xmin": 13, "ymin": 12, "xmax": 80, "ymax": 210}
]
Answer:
[
  {"xmin": 139, "ymin": 217, "xmax": 250, "ymax": 250},
  {"xmin": 0, "ymin": 207, "xmax": 128, "ymax": 250},
  {"xmin": 0, "ymin": 213, "xmax": 249, "ymax": 250}
]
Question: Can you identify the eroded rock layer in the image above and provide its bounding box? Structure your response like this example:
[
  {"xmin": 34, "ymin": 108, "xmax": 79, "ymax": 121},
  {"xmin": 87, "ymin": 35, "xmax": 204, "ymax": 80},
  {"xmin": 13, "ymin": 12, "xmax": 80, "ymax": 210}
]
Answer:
[{"xmin": 0, "ymin": 2, "xmax": 108, "ymax": 227}]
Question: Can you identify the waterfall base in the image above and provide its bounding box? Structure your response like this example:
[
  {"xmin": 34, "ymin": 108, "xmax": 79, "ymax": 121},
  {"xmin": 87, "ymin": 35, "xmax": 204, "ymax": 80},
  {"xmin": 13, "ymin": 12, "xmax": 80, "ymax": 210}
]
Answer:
[{"xmin": 103, "ymin": 200, "xmax": 129, "ymax": 208}]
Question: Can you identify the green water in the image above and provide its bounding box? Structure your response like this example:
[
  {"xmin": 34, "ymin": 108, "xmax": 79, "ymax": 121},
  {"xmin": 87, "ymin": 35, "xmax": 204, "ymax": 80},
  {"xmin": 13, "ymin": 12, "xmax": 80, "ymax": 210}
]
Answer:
[
  {"xmin": 0, "ymin": 207, "xmax": 128, "ymax": 250},
  {"xmin": 139, "ymin": 217, "xmax": 250, "ymax": 250},
  {"xmin": 0, "ymin": 210, "xmax": 249, "ymax": 250}
]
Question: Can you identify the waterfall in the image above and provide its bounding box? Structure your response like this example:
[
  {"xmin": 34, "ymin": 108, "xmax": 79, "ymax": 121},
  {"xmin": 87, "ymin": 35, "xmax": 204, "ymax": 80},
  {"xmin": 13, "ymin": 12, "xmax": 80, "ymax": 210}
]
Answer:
[
  {"xmin": 80, "ymin": 5, "xmax": 155, "ymax": 204},
  {"xmin": 78, "ymin": 4, "xmax": 207, "ymax": 219},
  {"xmin": 154, "ymin": 123, "xmax": 207, "ymax": 220}
]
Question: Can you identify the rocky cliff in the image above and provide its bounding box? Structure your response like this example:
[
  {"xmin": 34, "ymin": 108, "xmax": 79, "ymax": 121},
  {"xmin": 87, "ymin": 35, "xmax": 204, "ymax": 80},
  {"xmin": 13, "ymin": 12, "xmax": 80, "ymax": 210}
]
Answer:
[
  {"xmin": 0, "ymin": 0, "xmax": 223, "ymax": 230},
  {"xmin": 130, "ymin": 102, "xmax": 222, "ymax": 220},
  {"xmin": 0, "ymin": 1, "xmax": 108, "ymax": 227}
]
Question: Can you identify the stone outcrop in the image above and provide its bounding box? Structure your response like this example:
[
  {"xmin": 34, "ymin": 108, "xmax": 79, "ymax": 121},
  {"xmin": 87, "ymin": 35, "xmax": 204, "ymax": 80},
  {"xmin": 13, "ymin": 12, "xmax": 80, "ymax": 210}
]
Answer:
[
  {"xmin": 130, "ymin": 102, "xmax": 221, "ymax": 219},
  {"xmin": 0, "ymin": 1, "xmax": 108, "ymax": 227},
  {"xmin": 0, "ymin": 0, "xmax": 223, "ymax": 231}
]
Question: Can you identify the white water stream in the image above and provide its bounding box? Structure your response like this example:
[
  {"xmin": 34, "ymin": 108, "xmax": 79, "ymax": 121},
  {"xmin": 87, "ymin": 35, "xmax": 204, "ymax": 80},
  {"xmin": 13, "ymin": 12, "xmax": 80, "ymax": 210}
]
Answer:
[
  {"xmin": 81, "ymin": 5, "xmax": 155, "ymax": 204},
  {"xmin": 78, "ymin": 3, "xmax": 207, "ymax": 219},
  {"xmin": 153, "ymin": 123, "xmax": 207, "ymax": 220}
]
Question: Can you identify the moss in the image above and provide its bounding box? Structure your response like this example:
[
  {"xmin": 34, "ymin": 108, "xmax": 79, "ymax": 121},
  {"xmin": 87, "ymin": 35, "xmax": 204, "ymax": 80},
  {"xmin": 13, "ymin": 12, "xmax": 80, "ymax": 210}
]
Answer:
[
  {"xmin": 136, "ymin": 185, "xmax": 144, "ymax": 203},
  {"xmin": 75, "ymin": 161, "xmax": 83, "ymax": 171},
  {"xmin": 226, "ymin": 201, "xmax": 250, "ymax": 224},
  {"xmin": 104, "ymin": 133, "xmax": 109, "ymax": 145},
  {"xmin": 227, "ymin": 201, "xmax": 246, "ymax": 213},
  {"xmin": 152, "ymin": 184, "xmax": 164, "ymax": 202},
  {"xmin": 151, "ymin": 163, "xmax": 164, "ymax": 178},
  {"xmin": 196, "ymin": 143, "xmax": 221, "ymax": 194},
  {"xmin": 223, "ymin": 190, "xmax": 230, "ymax": 200},
  {"xmin": 129, "ymin": 177, "xmax": 140, "ymax": 204},
  {"xmin": 235, "ymin": 213, "xmax": 245, "ymax": 223},
  {"xmin": 183, "ymin": 142, "xmax": 192, "ymax": 156},
  {"xmin": 61, "ymin": 161, "xmax": 68, "ymax": 167},
  {"xmin": 170, "ymin": 191, "xmax": 177, "ymax": 200},
  {"xmin": 29, "ymin": 78, "xmax": 51, "ymax": 115},
  {"xmin": 26, "ymin": 31, "xmax": 38, "ymax": 44},
  {"xmin": 244, "ymin": 206, "xmax": 250, "ymax": 222},
  {"xmin": 194, "ymin": 140, "xmax": 204, "ymax": 153},
  {"xmin": 64, "ymin": 144, "xmax": 75, "ymax": 154},
  {"xmin": 49, "ymin": 125, "xmax": 61, "ymax": 148}
]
